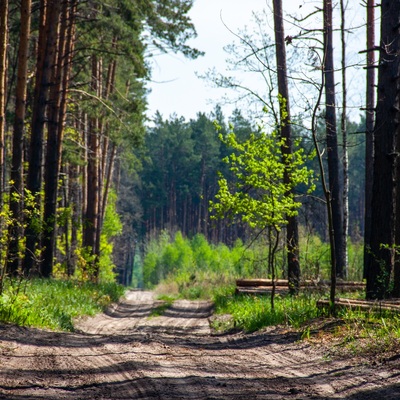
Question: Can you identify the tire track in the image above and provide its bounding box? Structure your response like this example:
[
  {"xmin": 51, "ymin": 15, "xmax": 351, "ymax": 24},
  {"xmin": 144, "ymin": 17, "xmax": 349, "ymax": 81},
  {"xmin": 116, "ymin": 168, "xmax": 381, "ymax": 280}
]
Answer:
[{"xmin": 1, "ymin": 291, "xmax": 400, "ymax": 399}]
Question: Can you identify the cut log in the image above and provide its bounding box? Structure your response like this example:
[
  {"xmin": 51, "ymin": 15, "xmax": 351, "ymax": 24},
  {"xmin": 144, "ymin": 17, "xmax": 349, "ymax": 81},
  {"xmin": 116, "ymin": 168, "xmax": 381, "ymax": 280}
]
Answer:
[
  {"xmin": 317, "ymin": 298, "xmax": 400, "ymax": 312},
  {"xmin": 236, "ymin": 279, "xmax": 365, "ymax": 288}
]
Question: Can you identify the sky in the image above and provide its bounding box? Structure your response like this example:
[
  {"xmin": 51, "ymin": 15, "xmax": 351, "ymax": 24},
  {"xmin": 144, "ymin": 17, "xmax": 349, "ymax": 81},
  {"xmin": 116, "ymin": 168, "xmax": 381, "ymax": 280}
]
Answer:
[
  {"xmin": 146, "ymin": 0, "xmax": 268, "ymax": 121},
  {"xmin": 146, "ymin": 0, "xmax": 368, "ymax": 124}
]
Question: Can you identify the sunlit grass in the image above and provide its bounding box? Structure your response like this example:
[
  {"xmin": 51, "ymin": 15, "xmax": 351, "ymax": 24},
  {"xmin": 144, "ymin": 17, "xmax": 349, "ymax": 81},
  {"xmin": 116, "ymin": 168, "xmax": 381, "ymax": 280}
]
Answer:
[
  {"xmin": 0, "ymin": 278, "xmax": 125, "ymax": 331},
  {"xmin": 213, "ymin": 289, "xmax": 323, "ymax": 332},
  {"xmin": 330, "ymin": 309, "xmax": 400, "ymax": 357}
]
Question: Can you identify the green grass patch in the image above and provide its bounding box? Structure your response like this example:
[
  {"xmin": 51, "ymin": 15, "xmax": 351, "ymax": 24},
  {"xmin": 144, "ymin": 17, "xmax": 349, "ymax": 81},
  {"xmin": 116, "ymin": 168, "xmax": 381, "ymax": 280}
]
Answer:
[
  {"xmin": 0, "ymin": 278, "xmax": 125, "ymax": 331},
  {"xmin": 213, "ymin": 289, "xmax": 323, "ymax": 332},
  {"xmin": 149, "ymin": 295, "xmax": 175, "ymax": 317},
  {"xmin": 330, "ymin": 309, "xmax": 400, "ymax": 358}
]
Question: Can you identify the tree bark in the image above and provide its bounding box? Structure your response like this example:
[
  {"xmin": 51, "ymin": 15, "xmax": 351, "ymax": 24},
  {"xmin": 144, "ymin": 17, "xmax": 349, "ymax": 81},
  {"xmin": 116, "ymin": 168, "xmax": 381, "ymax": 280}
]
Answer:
[
  {"xmin": 0, "ymin": 0, "xmax": 8, "ymax": 278},
  {"xmin": 366, "ymin": 0, "xmax": 400, "ymax": 299},
  {"xmin": 83, "ymin": 55, "xmax": 100, "ymax": 279},
  {"xmin": 24, "ymin": 0, "xmax": 60, "ymax": 275},
  {"xmin": 272, "ymin": 0, "xmax": 300, "ymax": 294},
  {"xmin": 42, "ymin": 0, "xmax": 77, "ymax": 277},
  {"xmin": 323, "ymin": 0, "xmax": 345, "ymax": 279},
  {"xmin": 8, "ymin": 0, "xmax": 32, "ymax": 276},
  {"xmin": 340, "ymin": 0, "xmax": 348, "ymax": 279},
  {"xmin": 0, "ymin": 0, "xmax": 8, "ymax": 195},
  {"xmin": 363, "ymin": 0, "xmax": 376, "ymax": 281}
]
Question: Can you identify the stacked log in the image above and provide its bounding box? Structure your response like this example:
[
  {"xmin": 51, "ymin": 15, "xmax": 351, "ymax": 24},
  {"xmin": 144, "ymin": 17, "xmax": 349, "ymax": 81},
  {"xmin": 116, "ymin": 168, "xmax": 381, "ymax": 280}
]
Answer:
[{"xmin": 235, "ymin": 279, "xmax": 365, "ymax": 295}]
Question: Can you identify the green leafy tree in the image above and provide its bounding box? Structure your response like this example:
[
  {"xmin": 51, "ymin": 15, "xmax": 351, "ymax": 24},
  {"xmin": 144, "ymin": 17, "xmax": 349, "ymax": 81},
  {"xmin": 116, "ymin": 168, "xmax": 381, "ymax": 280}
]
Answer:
[{"xmin": 210, "ymin": 123, "xmax": 314, "ymax": 308}]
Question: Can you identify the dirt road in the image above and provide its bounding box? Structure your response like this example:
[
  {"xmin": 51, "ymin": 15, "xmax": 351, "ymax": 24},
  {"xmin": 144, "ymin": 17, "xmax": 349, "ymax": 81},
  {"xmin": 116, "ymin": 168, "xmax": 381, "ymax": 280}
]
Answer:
[{"xmin": 0, "ymin": 290, "xmax": 400, "ymax": 399}]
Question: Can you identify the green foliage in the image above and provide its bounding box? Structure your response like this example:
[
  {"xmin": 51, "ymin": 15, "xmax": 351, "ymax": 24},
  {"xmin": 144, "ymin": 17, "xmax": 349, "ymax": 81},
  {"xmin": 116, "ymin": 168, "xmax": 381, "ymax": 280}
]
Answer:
[
  {"xmin": 143, "ymin": 231, "xmax": 249, "ymax": 296},
  {"xmin": 143, "ymin": 230, "xmax": 364, "ymax": 305},
  {"xmin": 55, "ymin": 190, "xmax": 122, "ymax": 283},
  {"xmin": 213, "ymin": 290, "xmax": 322, "ymax": 332},
  {"xmin": 210, "ymin": 125, "xmax": 315, "ymax": 230},
  {"xmin": 0, "ymin": 278, "xmax": 124, "ymax": 331}
]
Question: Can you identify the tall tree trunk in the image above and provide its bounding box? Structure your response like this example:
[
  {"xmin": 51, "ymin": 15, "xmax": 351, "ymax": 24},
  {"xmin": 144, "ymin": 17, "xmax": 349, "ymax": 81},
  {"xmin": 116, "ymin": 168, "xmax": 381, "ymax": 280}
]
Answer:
[
  {"xmin": 42, "ymin": 0, "xmax": 76, "ymax": 277},
  {"xmin": 340, "ymin": 0, "xmax": 349, "ymax": 279},
  {"xmin": 0, "ymin": 0, "xmax": 8, "ymax": 279},
  {"xmin": 24, "ymin": 0, "xmax": 60, "ymax": 275},
  {"xmin": 8, "ymin": 0, "xmax": 32, "ymax": 276},
  {"xmin": 363, "ymin": 0, "xmax": 376, "ymax": 280},
  {"xmin": 323, "ymin": 0, "xmax": 345, "ymax": 279},
  {"xmin": 83, "ymin": 55, "xmax": 100, "ymax": 280},
  {"xmin": 272, "ymin": 0, "xmax": 300, "ymax": 294},
  {"xmin": 366, "ymin": 1, "xmax": 400, "ymax": 299},
  {"xmin": 94, "ymin": 57, "xmax": 116, "ymax": 260},
  {"xmin": 0, "ymin": 0, "xmax": 7, "ymax": 195}
]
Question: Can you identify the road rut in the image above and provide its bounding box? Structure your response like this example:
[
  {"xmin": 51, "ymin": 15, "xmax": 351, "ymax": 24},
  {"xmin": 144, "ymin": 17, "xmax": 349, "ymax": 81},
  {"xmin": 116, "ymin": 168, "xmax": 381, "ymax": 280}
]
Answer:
[{"xmin": 0, "ymin": 290, "xmax": 399, "ymax": 399}]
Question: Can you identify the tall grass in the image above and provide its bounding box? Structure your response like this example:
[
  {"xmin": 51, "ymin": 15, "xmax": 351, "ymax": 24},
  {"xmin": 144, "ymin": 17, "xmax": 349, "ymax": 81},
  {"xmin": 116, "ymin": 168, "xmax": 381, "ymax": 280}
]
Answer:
[
  {"xmin": 0, "ymin": 278, "xmax": 125, "ymax": 331},
  {"xmin": 213, "ymin": 289, "xmax": 323, "ymax": 332}
]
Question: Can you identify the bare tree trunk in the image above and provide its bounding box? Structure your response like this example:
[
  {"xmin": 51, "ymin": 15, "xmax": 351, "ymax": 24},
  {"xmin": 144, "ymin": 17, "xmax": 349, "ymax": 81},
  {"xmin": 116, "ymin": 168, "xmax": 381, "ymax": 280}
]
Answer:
[
  {"xmin": 24, "ymin": 0, "xmax": 60, "ymax": 275},
  {"xmin": 272, "ymin": 0, "xmax": 300, "ymax": 294},
  {"xmin": 8, "ymin": 0, "xmax": 31, "ymax": 276},
  {"xmin": 363, "ymin": 0, "xmax": 376, "ymax": 281},
  {"xmin": 94, "ymin": 57, "xmax": 116, "ymax": 260},
  {"xmin": 0, "ymin": 0, "xmax": 8, "ymax": 290},
  {"xmin": 42, "ymin": 0, "xmax": 77, "ymax": 277},
  {"xmin": 0, "ymin": 0, "xmax": 7, "ymax": 195},
  {"xmin": 0, "ymin": 0, "xmax": 8, "ymax": 279},
  {"xmin": 323, "ymin": 0, "xmax": 345, "ymax": 279},
  {"xmin": 340, "ymin": 0, "xmax": 349, "ymax": 279},
  {"xmin": 366, "ymin": 1, "xmax": 400, "ymax": 299},
  {"xmin": 83, "ymin": 55, "xmax": 100, "ymax": 280},
  {"xmin": 310, "ymin": 54, "xmax": 337, "ymax": 310}
]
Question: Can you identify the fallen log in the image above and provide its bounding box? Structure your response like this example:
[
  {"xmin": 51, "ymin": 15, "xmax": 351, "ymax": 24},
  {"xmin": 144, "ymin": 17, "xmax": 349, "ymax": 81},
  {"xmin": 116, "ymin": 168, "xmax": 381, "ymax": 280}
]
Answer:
[
  {"xmin": 236, "ymin": 279, "xmax": 365, "ymax": 288},
  {"xmin": 317, "ymin": 298, "xmax": 400, "ymax": 313},
  {"xmin": 236, "ymin": 285, "xmax": 363, "ymax": 295}
]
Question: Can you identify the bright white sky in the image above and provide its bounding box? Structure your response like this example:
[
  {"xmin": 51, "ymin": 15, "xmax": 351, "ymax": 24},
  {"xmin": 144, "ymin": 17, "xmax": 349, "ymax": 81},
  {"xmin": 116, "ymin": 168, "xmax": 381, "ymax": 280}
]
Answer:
[
  {"xmin": 146, "ymin": 0, "xmax": 269, "ymax": 121},
  {"xmin": 146, "ymin": 0, "xmax": 369, "ymax": 123}
]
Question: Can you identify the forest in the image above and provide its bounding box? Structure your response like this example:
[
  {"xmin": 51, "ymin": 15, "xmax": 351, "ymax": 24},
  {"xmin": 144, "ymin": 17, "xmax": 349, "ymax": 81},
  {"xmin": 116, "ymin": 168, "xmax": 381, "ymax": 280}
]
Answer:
[{"xmin": 0, "ymin": 0, "xmax": 398, "ymax": 315}]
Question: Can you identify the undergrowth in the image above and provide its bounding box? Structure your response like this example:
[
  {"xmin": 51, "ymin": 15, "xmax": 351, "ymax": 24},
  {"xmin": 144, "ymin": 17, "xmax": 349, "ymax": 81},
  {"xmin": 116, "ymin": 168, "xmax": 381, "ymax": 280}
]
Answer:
[
  {"xmin": 0, "ymin": 278, "xmax": 125, "ymax": 331},
  {"xmin": 326, "ymin": 309, "xmax": 400, "ymax": 359},
  {"xmin": 212, "ymin": 288, "xmax": 323, "ymax": 332}
]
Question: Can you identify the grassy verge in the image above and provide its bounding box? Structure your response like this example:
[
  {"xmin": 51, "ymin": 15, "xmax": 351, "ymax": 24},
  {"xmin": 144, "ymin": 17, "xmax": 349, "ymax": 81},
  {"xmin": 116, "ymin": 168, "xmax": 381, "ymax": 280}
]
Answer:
[
  {"xmin": 320, "ymin": 309, "xmax": 400, "ymax": 359},
  {"xmin": 0, "ymin": 278, "xmax": 125, "ymax": 331},
  {"xmin": 212, "ymin": 289, "xmax": 400, "ymax": 359},
  {"xmin": 212, "ymin": 288, "xmax": 323, "ymax": 332}
]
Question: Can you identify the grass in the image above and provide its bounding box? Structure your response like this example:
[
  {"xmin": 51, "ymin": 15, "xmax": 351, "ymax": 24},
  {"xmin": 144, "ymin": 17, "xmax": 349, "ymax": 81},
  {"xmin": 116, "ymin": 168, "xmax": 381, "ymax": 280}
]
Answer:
[
  {"xmin": 324, "ymin": 309, "xmax": 400, "ymax": 359},
  {"xmin": 0, "ymin": 278, "xmax": 125, "ymax": 331},
  {"xmin": 149, "ymin": 295, "xmax": 175, "ymax": 317},
  {"xmin": 212, "ymin": 288, "xmax": 323, "ymax": 332},
  {"xmin": 211, "ymin": 288, "xmax": 400, "ymax": 360}
]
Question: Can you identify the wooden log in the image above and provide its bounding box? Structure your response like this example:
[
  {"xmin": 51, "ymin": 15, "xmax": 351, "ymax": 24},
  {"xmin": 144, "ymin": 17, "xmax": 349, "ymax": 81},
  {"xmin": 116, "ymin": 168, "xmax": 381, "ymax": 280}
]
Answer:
[
  {"xmin": 317, "ymin": 298, "xmax": 400, "ymax": 312},
  {"xmin": 236, "ymin": 279, "xmax": 365, "ymax": 288}
]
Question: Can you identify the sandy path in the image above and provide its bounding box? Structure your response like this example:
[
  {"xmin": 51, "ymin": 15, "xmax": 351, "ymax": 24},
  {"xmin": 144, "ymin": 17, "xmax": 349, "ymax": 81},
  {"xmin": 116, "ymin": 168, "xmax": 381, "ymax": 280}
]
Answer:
[{"xmin": 0, "ymin": 290, "xmax": 399, "ymax": 399}]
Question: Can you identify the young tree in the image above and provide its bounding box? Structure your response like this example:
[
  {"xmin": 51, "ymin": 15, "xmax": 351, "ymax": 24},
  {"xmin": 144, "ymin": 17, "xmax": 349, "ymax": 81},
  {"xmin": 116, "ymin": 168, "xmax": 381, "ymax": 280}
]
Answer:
[{"xmin": 210, "ymin": 125, "xmax": 314, "ymax": 309}]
